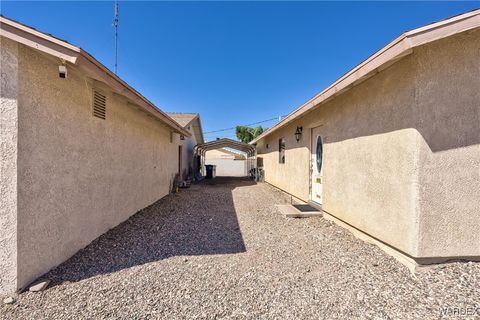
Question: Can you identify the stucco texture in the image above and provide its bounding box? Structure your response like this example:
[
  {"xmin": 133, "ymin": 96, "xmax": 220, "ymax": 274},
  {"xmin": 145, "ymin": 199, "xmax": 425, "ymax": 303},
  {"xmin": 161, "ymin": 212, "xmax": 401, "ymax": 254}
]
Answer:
[
  {"xmin": 1, "ymin": 42, "xmax": 180, "ymax": 293},
  {"xmin": 0, "ymin": 37, "xmax": 18, "ymax": 295},
  {"xmin": 206, "ymin": 149, "xmax": 245, "ymax": 160},
  {"xmin": 256, "ymin": 29, "xmax": 480, "ymax": 261},
  {"xmin": 414, "ymin": 30, "xmax": 480, "ymax": 258}
]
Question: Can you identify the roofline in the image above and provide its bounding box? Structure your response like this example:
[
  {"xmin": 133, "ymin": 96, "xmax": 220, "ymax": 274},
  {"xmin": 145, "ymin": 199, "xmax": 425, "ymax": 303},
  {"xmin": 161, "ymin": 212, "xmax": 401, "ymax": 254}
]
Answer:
[
  {"xmin": 215, "ymin": 148, "xmax": 247, "ymax": 157},
  {"xmin": 183, "ymin": 114, "xmax": 205, "ymax": 144},
  {"xmin": 166, "ymin": 113, "xmax": 205, "ymax": 144},
  {"xmin": 195, "ymin": 138, "xmax": 255, "ymax": 153},
  {"xmin": 250, "ymin": 9, "xmax": 480, "ymax": 144},
  {"xmin": 0, "ymin": 15, "xmax": 191, "ymax": 137},
  {"xmin": 181, "ymin": 113, "xmax": 199, "ymax": 130},
  {"xmin": 194, "ymin": 115, "xmax": 205, "ymax": 144}
]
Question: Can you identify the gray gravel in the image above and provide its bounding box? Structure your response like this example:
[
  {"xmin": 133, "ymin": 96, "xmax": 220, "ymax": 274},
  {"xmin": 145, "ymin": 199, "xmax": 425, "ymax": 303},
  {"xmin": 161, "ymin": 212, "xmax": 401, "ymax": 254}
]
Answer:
[{"xmin": 2, "ymin": 177, "xmax": 479, "ymax": 319}]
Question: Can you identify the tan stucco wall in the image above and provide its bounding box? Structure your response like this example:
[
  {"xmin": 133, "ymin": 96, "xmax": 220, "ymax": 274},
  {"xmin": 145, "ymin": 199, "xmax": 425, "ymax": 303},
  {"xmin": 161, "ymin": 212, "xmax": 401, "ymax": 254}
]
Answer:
[
  {"xmin": 256, "ymin": 29, "xmax": 480, "ymax": 260},
  {"xmin": 205, "ymin": 149, "xmax": 236, "ymax": 160},
  {"xmin": 0, "ymin": 37, "xmax": 19, "ymax": 295},
  {"xmin": 414, "ymin": 30, "xmax": 480, "ymax": 258},
  {"xmin": 204, "ymin": 158, "xmax": 247, "ymax": 177},
  {"xmin": 4, "ymin": 42, "xmax": 179, "ymax": 292},
  {"xmin": 256, "ymin": 120, "xmax": 312, "ymax": 202}
]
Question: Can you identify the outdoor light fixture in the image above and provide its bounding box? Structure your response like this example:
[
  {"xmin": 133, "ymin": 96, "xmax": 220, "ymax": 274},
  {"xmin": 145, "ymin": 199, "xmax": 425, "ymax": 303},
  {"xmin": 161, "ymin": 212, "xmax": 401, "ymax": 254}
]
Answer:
[
  {"xmin": 58, "ymin": 64, "xmax": 67, "ymax": 79},
  {"xmin": 295, "ymin": 126, "xmax": 303, "ymax": 142}
]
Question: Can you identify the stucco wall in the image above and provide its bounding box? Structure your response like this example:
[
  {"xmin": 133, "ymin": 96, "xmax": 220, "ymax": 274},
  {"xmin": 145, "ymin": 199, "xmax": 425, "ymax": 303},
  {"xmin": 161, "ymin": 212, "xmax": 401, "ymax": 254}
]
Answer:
[
  {"xmin": 13, "ymin": 43, "xmax": 179, "ymax": 291},
  {"xmin": 206, "ymin": 149, "xmax": 246, "ymax": 160},
  {"xmin": 414, "ymin": 30, "xmax": 480, "ymax": 258},
  {"xmin": 256, "ymin": 29, "xmax": 480, "ymax": 260},
  {"xmin": 256, "ymin": 120, "xmax": 312, "ymax": 201},
  {"xmin": 257, "ymin": 62, "xmax": 421, "ymax": 257},
  {"xmin": 206, "ymin": 149, "xmax": 235, "ymax": 160},
  {"xmin": 205, "ymin": 159, "xmax": 247, "ymax": 177},
  {"xmin": 0, "ymin": 37, "xmax": 18, "ymax": 295}
]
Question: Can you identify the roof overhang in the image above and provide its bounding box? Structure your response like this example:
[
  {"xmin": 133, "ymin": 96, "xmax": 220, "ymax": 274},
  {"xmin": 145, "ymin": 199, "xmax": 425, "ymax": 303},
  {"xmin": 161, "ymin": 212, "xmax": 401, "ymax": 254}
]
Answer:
[
  {"xmin": 251, "ymin": 9, "xmax": 480, "ymax": 144},
  {"xmin": 195, "ymin": 138, "xmax": 255, "ymax": 154},
  {"xmin": 0, "ymin": 16, "xmax": 191, "ymax": 137},
  {"xmin": 184, "ymin": 115, "xmax": 205, "ymax": 144},
  {"xmin": 194, "ymin": 117, "xmax": 205, "ymax": 144}
]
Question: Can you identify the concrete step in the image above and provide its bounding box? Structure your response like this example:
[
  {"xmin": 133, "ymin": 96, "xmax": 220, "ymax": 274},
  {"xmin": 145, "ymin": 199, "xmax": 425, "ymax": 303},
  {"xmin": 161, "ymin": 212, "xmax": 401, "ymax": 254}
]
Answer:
[{"xmin": 276, "ymin": 204, "xmax": 322, "ymax": 218}]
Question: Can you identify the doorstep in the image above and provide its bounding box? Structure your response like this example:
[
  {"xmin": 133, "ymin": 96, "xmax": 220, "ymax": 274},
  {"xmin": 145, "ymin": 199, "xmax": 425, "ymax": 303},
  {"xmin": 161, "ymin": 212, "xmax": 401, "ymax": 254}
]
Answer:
[{"xmin": 276, "ymin": 204, "xmax": 322, "ymax": 218}]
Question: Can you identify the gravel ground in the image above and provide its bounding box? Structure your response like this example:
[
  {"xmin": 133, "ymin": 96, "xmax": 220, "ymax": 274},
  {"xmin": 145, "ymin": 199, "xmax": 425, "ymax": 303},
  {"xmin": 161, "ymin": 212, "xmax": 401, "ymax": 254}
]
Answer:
[{"xmin": 2, "ymin": 177, "xmax": 479, "ymax": 319}]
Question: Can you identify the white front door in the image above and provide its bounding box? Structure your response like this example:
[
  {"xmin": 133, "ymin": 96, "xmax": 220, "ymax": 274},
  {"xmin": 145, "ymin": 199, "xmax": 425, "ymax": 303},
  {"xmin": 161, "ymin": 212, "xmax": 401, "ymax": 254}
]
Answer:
[{"xmin": 311, "ymin": 129, "xmax": 323, "ymax": 204}]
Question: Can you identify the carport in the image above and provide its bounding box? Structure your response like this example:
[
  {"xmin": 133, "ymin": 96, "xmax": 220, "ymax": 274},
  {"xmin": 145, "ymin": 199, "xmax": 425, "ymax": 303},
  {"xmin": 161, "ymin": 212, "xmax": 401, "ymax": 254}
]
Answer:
[{"xmin": 194, "ymin": 138, "xmax": 257, "ymax": 179}]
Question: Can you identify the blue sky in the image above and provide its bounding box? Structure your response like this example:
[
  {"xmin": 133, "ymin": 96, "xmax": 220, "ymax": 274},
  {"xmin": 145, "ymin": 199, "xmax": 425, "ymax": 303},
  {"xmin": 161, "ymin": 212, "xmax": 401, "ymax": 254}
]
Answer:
[{"xmin": 1, "ymin": 1, "xmax": 478, "ymax": 141}]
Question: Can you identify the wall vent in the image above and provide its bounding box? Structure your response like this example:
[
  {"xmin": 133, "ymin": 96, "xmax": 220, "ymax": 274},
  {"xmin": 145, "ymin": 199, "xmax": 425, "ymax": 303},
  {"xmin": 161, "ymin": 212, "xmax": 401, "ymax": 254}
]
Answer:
[{"xmin": 92, "ymin": 90, "xmax": 106, "ymax": 119}]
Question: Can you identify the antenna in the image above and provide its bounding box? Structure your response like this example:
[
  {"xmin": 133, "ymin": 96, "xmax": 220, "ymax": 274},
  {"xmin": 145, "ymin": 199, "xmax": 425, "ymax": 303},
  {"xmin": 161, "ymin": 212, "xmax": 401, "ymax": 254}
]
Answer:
[{"xmin": 113, "ymin": 1, "xmax": 119, "ymax": 74}]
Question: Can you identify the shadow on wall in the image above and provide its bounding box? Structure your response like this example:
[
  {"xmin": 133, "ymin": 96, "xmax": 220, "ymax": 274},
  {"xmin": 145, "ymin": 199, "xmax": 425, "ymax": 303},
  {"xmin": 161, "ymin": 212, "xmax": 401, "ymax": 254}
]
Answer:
[{"xmin": 40, "ymin": 177, "xmax": 252, "ymax": 288}]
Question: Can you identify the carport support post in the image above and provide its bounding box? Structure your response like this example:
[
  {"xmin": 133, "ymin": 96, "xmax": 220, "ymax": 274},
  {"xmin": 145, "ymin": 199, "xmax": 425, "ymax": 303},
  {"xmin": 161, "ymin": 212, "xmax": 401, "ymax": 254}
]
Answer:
[
  {"xmin": 253, "ymin": 146, "xmax": 258, "ymax": 181},
  {"xmin": 251, "ymin": 151, "xmax": 254, "ymax": 178},
  {"xmin": 251, "ymin": 152, "xmax": 254, "ymax": 177},
  {"xmin": 193, "ymin": 147, "xmax": 198, "ymax": 176},
  {"xmin": 251, "ymin": 151, "xmax": 253, "ymax": 176},
  {"xmin": 202, "ymin": 150, "xmax": 206, "ymax": 176},
  {"xmin": 198, "ymin": 149, "xmax": 202, "ymax": 176}
]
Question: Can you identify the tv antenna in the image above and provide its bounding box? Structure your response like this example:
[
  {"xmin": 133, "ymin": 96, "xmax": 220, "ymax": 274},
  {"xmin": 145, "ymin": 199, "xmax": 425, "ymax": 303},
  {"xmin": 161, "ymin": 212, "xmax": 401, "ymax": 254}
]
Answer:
[{"xmin": 113, "ymin": 1, "xmax": 119, "ymax": 74}]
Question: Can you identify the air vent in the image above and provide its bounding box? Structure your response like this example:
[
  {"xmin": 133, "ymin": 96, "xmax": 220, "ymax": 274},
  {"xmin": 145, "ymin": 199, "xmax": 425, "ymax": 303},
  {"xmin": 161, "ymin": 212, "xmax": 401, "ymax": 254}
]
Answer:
[{"xmin": 92, "ymin": 90, "xmax": 106, "ymax": 119}]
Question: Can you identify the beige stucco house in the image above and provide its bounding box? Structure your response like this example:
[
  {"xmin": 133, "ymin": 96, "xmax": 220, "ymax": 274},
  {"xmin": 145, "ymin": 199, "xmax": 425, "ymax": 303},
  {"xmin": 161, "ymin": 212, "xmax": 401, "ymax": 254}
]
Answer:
[
  {"xmin": 252, "ymin": 10, "xmax": 480, "ymax": 269},
  {"xmin": 166, "ymin": 113, "xmax": 204, "ymax": 180},
  {"xmin": 0, "ymin": 17, "xmax": 193, "ymax": 294}
]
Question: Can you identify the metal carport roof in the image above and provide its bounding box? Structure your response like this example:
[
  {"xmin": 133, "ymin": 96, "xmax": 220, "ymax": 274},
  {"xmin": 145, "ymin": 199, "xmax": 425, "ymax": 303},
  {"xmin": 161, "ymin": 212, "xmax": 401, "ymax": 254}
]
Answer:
[
  {"xmin": 194, "ymin": 138, "xmax": 255, "ymax": 155},
  {"xmin": 193, "ymin": 139, "xmax": 257, "ymax": 179}
]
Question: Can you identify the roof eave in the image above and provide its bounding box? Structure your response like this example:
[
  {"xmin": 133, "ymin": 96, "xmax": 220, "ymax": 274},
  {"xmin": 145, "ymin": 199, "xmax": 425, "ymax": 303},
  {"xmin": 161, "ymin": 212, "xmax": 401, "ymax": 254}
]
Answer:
[
  {"xmin": 250, "ymin": 9, "xmax": 480, "ymax": 144},
  {"xmin": 0, "ymin": 17, "xmax": 79, "ymax": 63},
  {"xmin": 192, "ymin": 115, "xmax": 205, "ymax": 144},
  {"xmin": 0, "ymin": 16, "xmax": 191, "ymax": 137}
]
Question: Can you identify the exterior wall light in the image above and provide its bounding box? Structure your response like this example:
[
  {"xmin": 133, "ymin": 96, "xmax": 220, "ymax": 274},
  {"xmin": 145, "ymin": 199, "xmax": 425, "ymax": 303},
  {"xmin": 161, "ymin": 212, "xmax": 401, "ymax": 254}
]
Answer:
[
  {"xmin": 295, "ymin": 126, "xmax": 303, "ymax": 142},
  {"xmin": 59, "ymin": 64, "xmax": 67, "ymax": 78}
]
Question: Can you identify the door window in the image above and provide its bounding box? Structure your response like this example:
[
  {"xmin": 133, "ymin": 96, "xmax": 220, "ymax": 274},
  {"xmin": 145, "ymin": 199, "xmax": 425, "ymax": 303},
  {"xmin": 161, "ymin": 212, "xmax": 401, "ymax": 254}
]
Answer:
[
  {"xmin": 316, "ymin": 136, "xmax": 323, "ymax": 173},
  {"xmin": 279, "ymin": 138, "xmax": 285, "ymax": 164}
]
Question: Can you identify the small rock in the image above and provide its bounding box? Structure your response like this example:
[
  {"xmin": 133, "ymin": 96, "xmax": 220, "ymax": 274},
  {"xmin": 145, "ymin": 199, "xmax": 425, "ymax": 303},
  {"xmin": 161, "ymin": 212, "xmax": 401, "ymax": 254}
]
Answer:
[
  {"xmin": 29, "ymin": 280, "xmax": 51, "ymax": 292},
  {"xmin": 3, "ymin": 296, "xmax": 15, "ymax": 304}
]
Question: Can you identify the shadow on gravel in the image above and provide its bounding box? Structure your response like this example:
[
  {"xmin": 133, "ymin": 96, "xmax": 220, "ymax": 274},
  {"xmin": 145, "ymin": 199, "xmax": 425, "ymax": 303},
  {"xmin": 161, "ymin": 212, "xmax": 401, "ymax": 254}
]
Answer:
[{"xmin": 42, "ymin": 177, "xmax": 253, "ymax": 288}]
